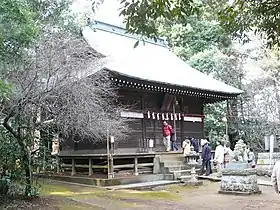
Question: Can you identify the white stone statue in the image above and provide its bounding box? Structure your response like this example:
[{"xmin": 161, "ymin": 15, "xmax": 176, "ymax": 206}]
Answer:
[
  {"xmin": 230, "ymin": 139, "xmax": 248, "ymax": 162},
  {"xmin": 51, "ymin": 135, "xmax": 60, "ymax": 155}
]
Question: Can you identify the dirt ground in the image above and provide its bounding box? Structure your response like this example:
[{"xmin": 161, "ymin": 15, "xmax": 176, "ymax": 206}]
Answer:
[{"xmin": 2, "ymin": 179, "xmax": 280, "ymax": 210}]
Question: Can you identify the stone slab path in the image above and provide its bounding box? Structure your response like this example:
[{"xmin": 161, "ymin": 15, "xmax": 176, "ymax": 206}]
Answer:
[
  {"xmin": 105, "ymin": 180, "xmax": 180, "ymax": 190},
  {"xmin": 199, "ymin": 174, "xmax": 273, "ymax": 186}
]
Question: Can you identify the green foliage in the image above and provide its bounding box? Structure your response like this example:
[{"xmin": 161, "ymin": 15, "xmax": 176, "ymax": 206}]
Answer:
[
  {"xmin": 0, "ymin": 0, "xmax": 39, "ymax": 59},
  {"xmin": 204, "ymin": 102, "xmax": 227, "ymax": 139},
  {"xmin": 159, "ymin": 18, "xmax": 231, "ymax": 60},
  {"xmin": 119, "ymin": 0, "xmax": 202, "ymax": 40},
  {"xmin": 218, "ymin": 0, "xmax": 280, "ymax": 48},
  {"xmin": 115, "ymin": 0, "xmax": 279, "ymax": 47},
  {"xmin": 0, "ymin": 80, "xmax": 12, "ymax": 101},
  {"xmin": 0, "ymin": 128, "xmax": 25, "ymax": 196}
]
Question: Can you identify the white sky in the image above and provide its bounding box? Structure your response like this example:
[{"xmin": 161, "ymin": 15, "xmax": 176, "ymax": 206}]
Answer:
[{"xmin": 72, "ymin": 0, "xmax": 124, "ymax": 26}]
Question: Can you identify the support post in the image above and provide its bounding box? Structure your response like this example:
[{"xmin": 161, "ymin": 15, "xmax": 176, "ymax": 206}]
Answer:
[
  {"xmin": 107, "ymin": 127, "xmax": 114, "ymax": 179},
  {"xmin": 89, "ymin": 158, "xmax": 93, "ymax": 176},
  {"xmin": 134, "ymin": 156, "xmax": 139, "ymax": 176},
  {"xmin": 109, "ymin": 155, "xmax": 114, "ymax": 178},
  {"xmin": 173, "ymin": 96, "xmax": 177, "ymax": 141},
  {"xmin": 71, "ymin": 158, "xmax": 76, "ymax": 176}
]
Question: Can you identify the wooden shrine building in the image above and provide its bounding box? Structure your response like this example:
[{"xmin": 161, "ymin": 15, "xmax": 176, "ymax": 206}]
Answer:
[{"xmin": 57, "ymin": 21, "xmax": 242, "ymax": 177}]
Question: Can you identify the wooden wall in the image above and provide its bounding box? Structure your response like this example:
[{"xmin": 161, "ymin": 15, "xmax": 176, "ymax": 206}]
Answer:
[
  {"xmin": 60, "ymin": 88, "xmax": 205, "ymax": 152},
  {"xmin": 117, "ymin": 88, "xmax": 204, "ymax": 151}
]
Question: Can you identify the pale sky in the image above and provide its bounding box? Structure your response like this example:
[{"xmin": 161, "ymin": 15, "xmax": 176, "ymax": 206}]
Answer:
[{"xmin": 72, "ymin": 0, "xmax": 124, "ymax": 26}]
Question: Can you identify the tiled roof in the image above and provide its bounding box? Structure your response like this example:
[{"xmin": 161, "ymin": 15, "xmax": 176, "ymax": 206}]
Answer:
[{"xmin": 82, "ymin": 21, "xmax": 243, "ymax": 95}]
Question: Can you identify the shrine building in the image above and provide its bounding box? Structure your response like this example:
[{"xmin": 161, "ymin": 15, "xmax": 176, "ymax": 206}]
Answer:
[{"xmin": 57, "ymin": 21, "xmax": 242, "ymax": 178}]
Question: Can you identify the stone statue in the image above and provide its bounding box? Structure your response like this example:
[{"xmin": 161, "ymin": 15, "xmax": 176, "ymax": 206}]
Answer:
[
  {"xmin": 51, "ymin": 135, "xmax": 60, "ymax": 155},
  {"xmin": 230, "ymin": 139, "xmax": 248, "ymax": 162},
  {"xmin": 219, "ymin": 139, "xmax": 261, "ymax": 195}
]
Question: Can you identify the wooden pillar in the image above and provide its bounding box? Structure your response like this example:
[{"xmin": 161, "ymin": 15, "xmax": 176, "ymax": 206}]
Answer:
[
  {"xmin": 71, "ymin": 159, "xmax": 76, "ymax": 176},
  {"xmin": 89, "ymin": 158, "xmax": 93, "ymax": 176},
  {"xmin": 201, "ymin": 104, "xmax": 205, "ymax": 138},
  {"xmin": 109, "ymin": 155, "xmax": 114, "ymax": 178},
  {"xmin": 153, "ymin": 119, "xmax": 156, "ymax": 149},
  {"xmin": 180, "ymin": 96, "xmax": 184, "ymax": 146},
  {"xmin": 141, "ymin": 95, "xmax": 146, "ymax": 151},
  {"xmin": 134, "ymin": 156, "xmax": 139, "ymax": 176},
  {"xmin": 202, "ymin": 117, "xmax": 205, "ymax": 138}
]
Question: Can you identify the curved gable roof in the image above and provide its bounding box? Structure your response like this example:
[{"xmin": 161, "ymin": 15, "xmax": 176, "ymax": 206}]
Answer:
[{"xmin": 83, "ymin": 22, "xmax": 243, "ymax": 95}]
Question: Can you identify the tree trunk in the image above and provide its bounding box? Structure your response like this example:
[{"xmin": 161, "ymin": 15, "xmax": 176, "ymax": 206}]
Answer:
[
  {"xmin": 3, "ymin": 110, "xmax": 33, "ymax": 196},
  {"xmin": 227, "ymin": 99, "xmax": 239, "ymax": 149},
  {"xmin": 17, "ymin": 138, "xmax": 32, "ymax": 197},
  {"xmin": 273, "ymin": 80, "xmax": 280, "ymax": 121}
]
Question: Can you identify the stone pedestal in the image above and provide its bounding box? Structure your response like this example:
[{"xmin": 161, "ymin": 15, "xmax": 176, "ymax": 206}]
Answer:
[{"xmin": 218, "ymin": 163, "xmax": 261, "ymax": 195}]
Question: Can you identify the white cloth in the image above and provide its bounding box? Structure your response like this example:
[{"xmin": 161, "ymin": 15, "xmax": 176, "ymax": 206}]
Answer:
[
  {"xmin": 182, "ymin": 141, "xmax": 191, "ymax": 156},
  {"xmin": 163, "ymin": 135, "xmax": 171, "ymax": 151},
  {"xmin": 272, "ymin": 160, "xmax": 280, "ymax": 193},
  {"xmin": 214, "ymin": 145, "xmax": 225, "ymax": 164}
]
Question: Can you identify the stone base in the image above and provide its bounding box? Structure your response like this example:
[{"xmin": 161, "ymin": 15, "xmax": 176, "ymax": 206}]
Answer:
[
  {"xmin": 183, "ymin": 180, "xmax": 203, "ymax": 186},
  {"xmin": 219, "ymin": 165, "xmax": 261, "ymax": 196},
  {"xmin": 218, "ymin": 190, "xmax": 262, "ymax": 196}
]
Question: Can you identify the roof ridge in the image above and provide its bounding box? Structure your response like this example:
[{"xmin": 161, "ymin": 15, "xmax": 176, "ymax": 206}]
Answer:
[{"xmin": 91, "ymin": 20, "xmax": 167, "ymax": 47}]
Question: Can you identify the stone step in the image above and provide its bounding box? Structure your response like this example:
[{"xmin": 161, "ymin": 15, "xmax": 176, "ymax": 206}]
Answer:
[
  {"xmin": 163, "ymin": 161, "xmax": 186, "ymax": 167},
  {"xmin": 173, "ymin": 169, "xmax": 201, "ymax": 180},
  {"xmin": 159, "ymin": 156, "xmax": 186, "ymax": 162},
  {"xmin": 178, "ymin": 175, "xmax": 199, "ymax": 182},
  {"xmin": 167, "ymin": 165, "xmax": 200, "ymax": 172},
  {"xmin": 163, "ymin": 166, "xmax": 188, "ymax": 173}
]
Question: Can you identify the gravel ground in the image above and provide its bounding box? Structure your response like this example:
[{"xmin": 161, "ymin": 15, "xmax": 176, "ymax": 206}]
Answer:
[
  {"xmin": 72, "ymin": 181, "xmax": 280, "ymax": 210},
  {"xmin": 2, "ymin": 180, "xmax": 280, "ymax": 210}
]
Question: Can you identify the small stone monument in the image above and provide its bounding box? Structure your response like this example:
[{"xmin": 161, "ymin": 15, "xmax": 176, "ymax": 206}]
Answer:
[
  {"xmin": 218, "ymin": 140, "xmax": 261, "ymax": 195},
  {"xmin": 183, "ymin": 145, "xmax": 203, "ymax": 186}
]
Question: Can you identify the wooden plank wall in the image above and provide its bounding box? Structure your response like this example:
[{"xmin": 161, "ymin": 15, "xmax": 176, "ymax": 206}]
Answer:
[
  {"xmin": 117, "ymin": 89, "xmax": 204, "ymax": 150},
  {"xmin": 60, "ymin": 88, "xmax": 205, "ymax": 152}
]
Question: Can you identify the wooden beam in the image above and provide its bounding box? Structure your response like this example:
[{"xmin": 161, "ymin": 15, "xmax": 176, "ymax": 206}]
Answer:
[
  {"xmin": 62, "ymin": 164, "xmax": 108, "ymax": 169},
  {"xmin": 63, "ymin": 163, "xmax": 153, "ymax": 169},
  {"xmin": 113, "ymin": 163, "xmax": 154, "ymax": 169}
]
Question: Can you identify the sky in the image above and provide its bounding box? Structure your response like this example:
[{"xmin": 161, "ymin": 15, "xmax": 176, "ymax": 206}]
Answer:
[{"xmin": 72, "ymin": 0, "xmax": 124, "ymax": 26}]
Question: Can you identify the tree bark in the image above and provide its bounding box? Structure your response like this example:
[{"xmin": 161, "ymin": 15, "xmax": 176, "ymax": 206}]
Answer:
[{"xmin": 17, "ymin": 138, "xmax": 32, "ymax": 197}]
